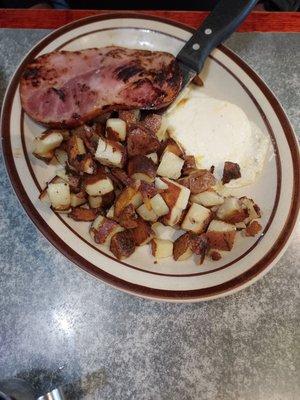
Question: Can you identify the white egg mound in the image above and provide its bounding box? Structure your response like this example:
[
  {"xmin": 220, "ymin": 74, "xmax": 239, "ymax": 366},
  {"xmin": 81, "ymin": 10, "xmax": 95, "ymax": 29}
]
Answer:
[{"xmin": 166, "ymin": 88, "xmax": 270, "ymax": 187}]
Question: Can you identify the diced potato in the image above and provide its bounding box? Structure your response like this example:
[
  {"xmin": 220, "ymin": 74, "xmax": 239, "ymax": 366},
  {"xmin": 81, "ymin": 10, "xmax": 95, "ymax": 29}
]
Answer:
[
  {"xmin": 69, "ymin": 207, "xmax": 98, "ymax": 222},
  {"xmin": 110, "ymin": 230, "xmax": 135, "ymax": 259},
  {"xmin": 240, "ymin": 197, "xmax": 261, "ymax": 222},
  {"xmin": 114, "ymin": 186, "xmax": 142, "ymax": 218},
  {"xmin": 206, "ymin": 220, "xmax": 236, "ymax": 251},
  {"xmin": 131, "ymin": 219, "xmax": 154, "ymax": 246},
  {"xmin": 151, "ymin": 222, "xmax": 176, "ymax": 241},
  {"xmin": 137, "ymin": 203, "xmax": 157, "ymax": 222},
  {"xmin": 106, "ymin": 205, "xmax": 115, "ymax": 219},
  {"xmin": 191, "ymin": 190, "xmax": 224, "ymax": 207},
  {"xmin": 162, "ymin": 207, "xmax": 183, "ymax": 227},
  {"xmin": 173, "ymin": 232, "xmax": 193, "ymax": 261},
  {"xmin": 244, "ymin": 221, "xmax": 262, "ymax": 237},
  {"xmin": 161, "ymin": 138, "xmax": 183, "ymax": 157},
  {"xmin": 156, "ymin": 115, "xmax": 168, "ymax": 142},
  {"xmin": 160, "ymin": 178, "xmax": 191, "ymax": 226},
  {"xmin": 47, "ymin": 182, "xmax": 70, "ymax": 211},
  {"xmin": 34, "ymin": 130, "xmax": 64, "ymax": 155},
  {"xmin": 95, "ymin": 137, "xmax": 126, "ymax": 168},
  {"xmin": 33, "ymin": 149, "xmax": 55, "ymax": 164},
  {"xmin": 84, "ymin": 172, "xmax": 114, "ymax": 196},
  {"xmin": 154, "ymin": 177, "xmax": 169, "ymax": 190},
  {"xmin": 106, "ymin": 118, "xmax": 127, "ymax": 141},
  {"xmin": 181, "ymin": 203, "xmax": 212, "ymax": 233},
  {"xmin": 149, "ymin": 194, "xmax": 169, "ymax": 217},
  {"xmin": 54, "ymin": 148, "xmax": 68, "ymax": 166},
  {"xmin": 88, "ymin": 196, "xmax": 102, "ymax": 209},
  {"xmin": 127, "ymin": 155, "xmax": 157, "ymax": 183},
  {"xmin": 151, "ymin": 238, "xmax": 173, "ymax": 259},
  {"xmin": 235, "ymin": 221, "xmax": 246, "ymax": 230},
  {"xmin": 157, "ymin": 151, "xmax": 184, "ymax": 179},
  {"xmin": 130, "ymin": 191, "xmax": 143, "ymax": 209},
  {"xmin": 70, "ymin": 192, "xmax": 87, "ymax": 207},
  {"xmin": 216, "ymin": 197, "xmax": 247, "ymax": 223},
  {"xmin": 146, "ymin": 153, "xmax": 158, "ymax": 164},
  {"xmin": 119, "ymin": 109, "xmax": 140, "ymax": 124},
  {"xmin": 90, "ymin": 215, "xmax": 123, "ymax": 245}
]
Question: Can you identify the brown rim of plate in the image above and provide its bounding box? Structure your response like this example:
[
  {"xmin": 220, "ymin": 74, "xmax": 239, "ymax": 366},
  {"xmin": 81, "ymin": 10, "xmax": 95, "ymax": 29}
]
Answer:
[
  {"xmin": 1, "ymin": 13, "xmax": 300, "ymax": 301},
  {"xmin": 19, "ymin": 28, "xmax": 281, "ymax": 278}
]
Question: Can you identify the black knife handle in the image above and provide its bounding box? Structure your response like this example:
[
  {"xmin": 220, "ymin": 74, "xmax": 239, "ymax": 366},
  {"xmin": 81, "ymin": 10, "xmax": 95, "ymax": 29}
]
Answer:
[{"xmin": 177, "ymin": 0, "xmax": 257, "ymax": 73}]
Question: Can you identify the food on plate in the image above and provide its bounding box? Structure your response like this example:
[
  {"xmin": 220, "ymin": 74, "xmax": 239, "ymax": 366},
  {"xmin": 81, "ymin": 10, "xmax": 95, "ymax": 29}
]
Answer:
[
  {"xmin": 206, "ymin": 220, "xmax": 236, "ymax": 251},
  {"xmin": 25, "ymin": 46, "xmax": 264, "ymax": 265},
  {"xmin": 173, "ymin": 233, "xmax": 193, "ymax": 261},
  {"xmin": 166, "ymin": 87, "xmax": 270, "ymax": 187},
  {"xmin": 151, "ymin": 238, "xmax": 173, "ymax": 260},
  {"xmin": 110, "ymin": 230, "xmax": 135, "ymax": 260},
  {"xmin": 20, "ymin": 46, "xmax": 182, "ymax": 128}
]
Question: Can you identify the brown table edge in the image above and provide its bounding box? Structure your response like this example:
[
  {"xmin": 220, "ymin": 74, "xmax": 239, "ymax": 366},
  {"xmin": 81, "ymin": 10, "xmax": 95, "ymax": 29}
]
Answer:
[{"xmin": 0, "ymin": 9, "xmax": 299, "ymax": 32}]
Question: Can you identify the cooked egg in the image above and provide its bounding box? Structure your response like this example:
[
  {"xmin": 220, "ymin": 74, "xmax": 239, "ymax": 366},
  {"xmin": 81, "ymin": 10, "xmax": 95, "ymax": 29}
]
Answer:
[{"xmin": 166, "ymin": 88, "xmax": 270, "ymax": 187}]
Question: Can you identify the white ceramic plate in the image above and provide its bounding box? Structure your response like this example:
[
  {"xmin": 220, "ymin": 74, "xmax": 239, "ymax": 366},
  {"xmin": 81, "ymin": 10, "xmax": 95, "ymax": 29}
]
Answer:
[{"xmin": 2, "ymin": 14, "xmax": 299, "ymax": 301}]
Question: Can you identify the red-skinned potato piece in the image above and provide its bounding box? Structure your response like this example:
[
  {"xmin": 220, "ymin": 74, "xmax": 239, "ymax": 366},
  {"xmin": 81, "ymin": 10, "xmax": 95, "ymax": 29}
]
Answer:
[
  {"xmin": 119, "ymin": 109, "xmax": 140, "ymax": 125},
  {"xmin": 109, "ymin": 168, "xmax": 134, "ymax": 189},
  {"xmin": 245, "ymin": 221, "xmax": 262, "ymax": 237},
  {"xmin": 159, "ymin": 138, "xmax": 184, "ymax": 158},
  {"xmin": 222, "ymin": 161, "xmax": 241, "ymax": 184},
  {"xmin": 182, "ymin": 155, "xmax": 197, "ymax": 176},
  {"xmin": 173, "ymin": 232, "xmax": 193, "ymax": 261},
  {"xmin": 190, "ymin": 233, "xmax": 210, "ymax": 264},
  {"xmin": 83, "ymin": 169, "xmax": 114, "ymax": 196},
  {"xmin": 69, "ymin": 207, "xmax": 99, "ymax": 221},
  {"xmin": 91, "ymin": 216, "xmax": 122, "ymax": 244},
  {"xmin": 110, "ymin": 230, "xmax": 135, "ymax": 259},
  {"xmin": 118, "ymin": 204, "xmax": 139, "ymax": 229},
  {"xmin": 127, "ymin": 123, "xmax": 160, "ymax": 157},
  {"xmin": 178, "ymin": 169, "xmax": 216, "ymax": 194},
  {"xmin": 127, "ymin": 155, "xmax": 157, "ymax": 183},
  {"xmin": 131, "ymin": 218, "xmax": 154, "ymax": 246},
  {"xmin": 95, "ymin": 137, "xmax": 127, "ymax": 168}
]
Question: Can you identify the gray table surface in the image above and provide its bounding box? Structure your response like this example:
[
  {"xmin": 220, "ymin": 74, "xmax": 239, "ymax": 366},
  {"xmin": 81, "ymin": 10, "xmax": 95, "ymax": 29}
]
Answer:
[{"xmin": 0, "ymin": 30, "xmax": 299, "ymax": 400}]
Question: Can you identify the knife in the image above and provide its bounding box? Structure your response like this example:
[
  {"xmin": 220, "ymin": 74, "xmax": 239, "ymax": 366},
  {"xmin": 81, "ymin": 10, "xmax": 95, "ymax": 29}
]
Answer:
[{"xmin": 176, "ymin": 0, "xmax": 258, "ymax": 92}]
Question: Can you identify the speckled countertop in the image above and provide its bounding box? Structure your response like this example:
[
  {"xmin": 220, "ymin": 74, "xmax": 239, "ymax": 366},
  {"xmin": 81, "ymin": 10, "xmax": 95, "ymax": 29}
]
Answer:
[{"xmin": 0, "ymin": 30, "xmax": 299, "ymax": 400}]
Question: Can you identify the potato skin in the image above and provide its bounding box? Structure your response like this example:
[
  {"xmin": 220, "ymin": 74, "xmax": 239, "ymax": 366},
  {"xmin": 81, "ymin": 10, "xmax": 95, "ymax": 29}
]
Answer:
[
  {"xmin": 110, "ymin": 230, "xmax": 135, "ymax": 259},
  {"xmin": 173, "ymin": 232, "xmax": 191, "ymax": 261},
  {"xmin": 206, "ymin": 230, "xmax": 236, "ymax": 251},
  {"xmin": 127, "ymin": 155, "xmax": 157, "ymax": 179},
  {"xmin": 131, "ymin": 218, "xmax": 153, "ymax": 246},
  {"xmin": 127, "ymin": 123, "xmax": 160, "ymax": 157}
]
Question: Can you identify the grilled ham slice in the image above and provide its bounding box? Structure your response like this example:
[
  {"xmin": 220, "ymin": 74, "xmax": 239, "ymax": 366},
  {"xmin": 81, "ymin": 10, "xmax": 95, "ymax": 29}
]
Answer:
[{"xmin": 20, "ymin": 46, "xmax": 182, "ymax": 128}]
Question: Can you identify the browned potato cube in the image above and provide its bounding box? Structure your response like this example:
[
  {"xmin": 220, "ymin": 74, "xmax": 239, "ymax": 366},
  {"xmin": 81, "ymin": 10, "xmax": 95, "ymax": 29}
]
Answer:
[
  {"xmin": 181, "ymin": 203, "xmax": 212, "ymax": 233},
  {"xmin": 84, "ymin": 170, "xmax": 114, "ymax": 196},
  {"xmin": 119, "ymin": 109, "xmax": 140, "ymax": 125},
  {"xmin": 151, "ymin": 238, "xmax": 173, "ymax": 259},
  {"xmin": 206, "ymin": 220, "xmax": 236, "ymax": 251},
  {"xmin": 69, "ymin": 207, "xmax": 98, "ymax": 221},
  {"xmin": 127, "ymin": 155, "xmax": 157, "ymax": 183},
  {"xmin": 216, "ymin": 197, "xmax": 248, "ymax": 224},
  {"xmin": 90, "ymin": 215, "xmax": 123, "ymax": 244},
  {"xmin": 131, "ymin": 219, "xmax": 154, "ymax": 246},
  {"xmin": 95, "ymin": 137, "xmax": 126, "ymax": 168},
  {"xmin": 127, "ymin": 124, "xmax": 160, "ymax": 156},
  {"xmin": 222, "ymin": 161, "xmax": 241, "ymax": 184},
  {"xmin": 110, "ymin": 230, "xmax": 135, "ymax": 259},
  {"xmin": 173, "ymin": 233, "xmax": 193, "ymax": 261},
  {"xmin": 106, "ymin": 118, "xmax": 127, "ymax": 141},
  {"xmin": 118, "ymin": 204, "xmax": 139, "ymax": 229},
  {"xmin": 178, "ymin": 169, "xmax": 216, "ymax": 194}
]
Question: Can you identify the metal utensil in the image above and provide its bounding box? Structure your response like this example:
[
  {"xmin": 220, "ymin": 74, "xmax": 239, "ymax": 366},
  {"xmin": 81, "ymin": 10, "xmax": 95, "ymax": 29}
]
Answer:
[{"xmin": 176, "ymin": 0, "xmax": 258, "ymax": 91}]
